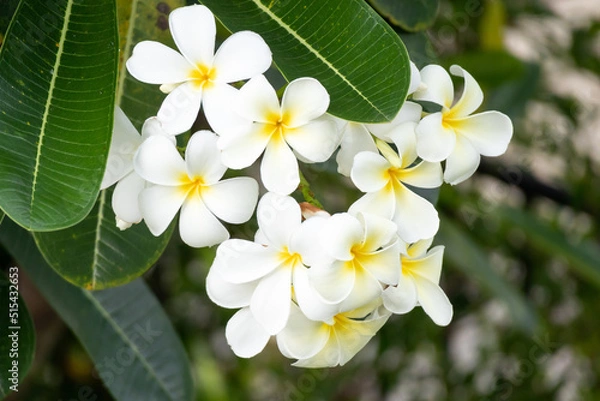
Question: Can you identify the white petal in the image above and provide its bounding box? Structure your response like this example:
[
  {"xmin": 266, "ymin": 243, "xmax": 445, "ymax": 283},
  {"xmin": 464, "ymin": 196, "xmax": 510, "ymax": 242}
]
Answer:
[
  {"xmin": 292, "ymin": 334, "xmax": 340, "ymax": 368},
  {"xmin": 412, "ymin": 64, "xmax": 454, "ymax": 108},
  {"xmin": 321, "ymin": 213, "xmax": 363, "ymax": 261},
  {"xmin": 213, "ymin": 31, "xmax": 272, "ymax": 83},
  {"xmin": 219, "ymin": 123, "xmax": 271, "ymax": 169},
  {"xmin": 383, "ymin": 274, "xmax": 418, "ymax": 314},
  {"xmin": 289, "ymin": 215, "xmax": 330, "ymax": 267},
  {"xmin": 351, "ymin": 151, "xmax": 390, "ymax": 193},
  {"xmin": 179, "ymin": 195, "xmax": 229, "ymax": 247},
  {"xmin": 406, "ymin": 238, "xmax": 435, "ymax": 259},
  {"xmin": 399, "ymin": 160, "xmax": 443, "ymax": 189},
  {"xmin": 334, "ymin": 312, "xmax": 389, "ymax": 366},
  {"xmin": 256, "ymin": 192, "xmax": 301, "ymax": 249},
  {"xmin": 206, "ymin": 264, "xmax": 255, "ymax": 308},
  {"xmin": 293, "ymin": 266, "xmax": 339, "ymax": 322},
  {"xmin": 134, "ymin": 136, "xmax": 185, "ymax": 186},
  {"xmin": 359, "ymin": 212, "xmax": 399, "ymax": 253},
  {"xmin": 234, "ymin": 74, "xmax": 280, "ymax": 123},
  {"xmin": 261, "ymin": 139, "xmax": 299, "ymax": 195},
  {"xmin": 386, "ymin": 122, "xmax": 418, "ymax": 168},
  {"xmin": 216, "ymin": 239, "xmax": 281, "ymax": 283},
  {"xmin": 276, "ymin": 303, "xmax": 330, "ymax": 359},
  {"xmin": 366, "ymin": 101, "xmax": 422, "ymax": 139},
  {"xmin": 202, "ymin": 84, "xmax": 247, "ymax": 136},
  {"xmin": 408, "ymin": 245, "xmax": 444, "ymax": 284},
  {"xmin": 443, "ymin": 135, "xmax": 481, "ymax": 185},
  {"xmin": 415, "ymin": 112, "xmax": 456, "ymax": 162},
  {"xmin": 452, "ymin": 111, "xmax": 513, "ymax": 156},
  {"xmin": 139, "ymin": 185, "xmax": 186, "ymax": 236},
  {"xmin": 202, "ymin": 177, "xmax": 258, "ymax": 224},
  {"xmin": 285, "ymin": 116, "xmax": 340, "ymax": 163},
  {"xmin": 393, "ymin": 186, "xmax": 439, "ymax": 243},
  {"xmin": 251, "ymin": 267, "xmax": 292, "ymax": 335},
  {"xmin": 348, "ymin": 189, "xmax": 395, "ymax": 222},
  {"xmin": 140, "ymin": 117, "xmax": 176, "ymax": 141},
  {"xmin": 126, "ymin": 41, "xmax": 190, "ymax": 85},
  {"xmin": 101, "ymin": 107, "xmax": 141, "ymax": 189},
  {"xmin": 169, "ymin": 5, "xmax": 215, "ymax": 67},
  {"xmin": 156, "ymin": 82, "xmax": 203, "ymax": 135},
  {"xmin": 448, "ymin": 65, "xmax": 483, "ymax": 118},
  {"xmin": 184, "ymin": 131, "xmax": 226, "ymax": 183},
  {"xmin": 339, "ymin": 266, "xmax": 383, "ymax": 312},
  {"xmin": 336, "ymin": 123, "xmax": 377, "ymax": 177},
  {"xmin": 111, "ymin": 172, "xmax": 145, "ymax": 225},
  {"xmin": 357, "ymin": 242, "xmax": 401, "ymax": 285},
  {"xmin": 226, "ymin": 308, "xmax": 270, "ymax": 358},
  {"xmin": 407, "ymin": 61, "xmax": 421, "ymax": 95},
  {"xmin": 281, "ymin": 78, "xmax": 330, "ymax": 128},
  {"xmin": 309, "ymin": 261, "xmax": 355, "ymax": 304},
  {"xmin": 413, "ymin": 275, "xmax": 453, "ymax": 326}
]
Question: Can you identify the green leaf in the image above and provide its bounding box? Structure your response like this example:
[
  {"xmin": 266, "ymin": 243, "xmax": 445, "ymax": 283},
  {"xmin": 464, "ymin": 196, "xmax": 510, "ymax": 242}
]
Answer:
[
  {"xmin": 0, "ymin": 271, "xmax": 35, "ymax": 398},
  {"xmin": 198, "ymin": 0, "xmax": 410, "ymax": 123},
  {"xmin": 0, "ymin": 0, "xmax": 118, "ymax": 231},
  {"xmin": 33, "ymin": 188, "xmax": 175, "ymax": 290},
  {"xmin": 443, "ymin": 51, "xmax": 525, "ymax": 88},
  {"xmin": 438, "ymin": 217, "xmax": 538, "ymax": 334},
  {"xmin": 497, "ymin": 206, "xmax": 600, "ymax": 288},
  {"xmin": 367, "ymin": 0, "xmax": 439, "ymax": 32},
  {"xmin": 0, "ymin": 219, "xmax": 194, "ymax": 401}
]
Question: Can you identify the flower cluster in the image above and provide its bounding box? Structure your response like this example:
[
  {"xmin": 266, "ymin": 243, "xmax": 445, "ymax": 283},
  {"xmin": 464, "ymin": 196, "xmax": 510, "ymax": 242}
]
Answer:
[{"xmin": 102, "ymin": 5, "xmax": 513, "ymax": 368}]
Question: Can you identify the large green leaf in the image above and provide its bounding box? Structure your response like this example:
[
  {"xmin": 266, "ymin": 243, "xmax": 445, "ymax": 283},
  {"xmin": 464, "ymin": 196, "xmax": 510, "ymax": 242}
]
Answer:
[
  {"xmin": 198, "ymin": 0, "xmax": 410, "ymax": 123},
  {"xmin": 0, "ymin": 0, "xmax": 118, "ymax": 231},
  {"xmin": 438, "ymin": 217, "xmax": 538, "ymax": 334},
  {"xmin": 0, "ymin": 219, "xmax": 195, "ymax": 401},
  {"xmin": 33, "ymin": 188, "xmax": 175, "ymax": 290},
  {"xmin": 0, "ymin": 271, "xmax": 35, "ymax": 399},
  {"xmin": 367, "ymin": 0, "xmax": 439, "ymax": 32},
  {"xmin": 497, "ymin": 206, "xmax": 600, "ymax": 288}
]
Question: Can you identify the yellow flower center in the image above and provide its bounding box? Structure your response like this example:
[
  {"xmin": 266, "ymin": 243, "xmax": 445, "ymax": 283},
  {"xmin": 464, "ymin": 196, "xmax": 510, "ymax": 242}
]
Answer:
[
  {"xmin": 188, "ymin": 64, "xmax": 216, "ymax": 89},
  {"xmin": 179, "ymin": 174, "xmax": 205, "ymax": 197}
]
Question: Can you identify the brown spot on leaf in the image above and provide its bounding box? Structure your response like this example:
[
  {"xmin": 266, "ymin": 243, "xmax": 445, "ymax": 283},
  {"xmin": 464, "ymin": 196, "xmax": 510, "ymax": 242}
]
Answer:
[
  {"xmin": 156, "ymin": 2, "xmax": 171, "ymax": 14},
  {"xmin": 156, "ymin": 14, "xmax": 168, "ymax": 31}
]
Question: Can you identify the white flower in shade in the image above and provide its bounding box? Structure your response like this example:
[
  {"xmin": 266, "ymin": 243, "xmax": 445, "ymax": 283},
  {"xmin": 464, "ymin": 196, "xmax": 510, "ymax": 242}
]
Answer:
[
  {"xmin": 126, "ymin": 5, "xmax": 272, "ymax": 135},
  {"xmin": 349, "ymin": 124, "xmax": 443, "ymax": 243},
  {"xmin": 133, "ymin": 131, "xmax": 258, "ymax": 247},
  {"xmin": 206, "ymin": 193, "xmax": 319, "ymax": 338},
  {"xmin": 276, "ymin": 301, "xmax": 390, "ymax": 368},
  {"xmin": 382, "ymin": 238, "xmax": 453, "ymax": 326},
  {"xmin": 413, "ymin": 64, "xmax": 513, "ymax": 185},
  {"xmin": 101, "ymin": 108, "xmax": 174, "ymax": 230},
  {"xmin": 218, "ymin": 75, "xmax": 341, "ymax": 195},
  {"xmin": 307, "ymin": 212, "xmax": 402, "ymax": 313}
]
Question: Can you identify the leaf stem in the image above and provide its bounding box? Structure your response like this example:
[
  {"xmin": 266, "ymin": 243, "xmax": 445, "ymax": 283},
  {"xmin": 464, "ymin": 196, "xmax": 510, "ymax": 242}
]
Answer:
[{"xmin": 298, "ymin": 170, "xmax": 323, "ymax": 209}]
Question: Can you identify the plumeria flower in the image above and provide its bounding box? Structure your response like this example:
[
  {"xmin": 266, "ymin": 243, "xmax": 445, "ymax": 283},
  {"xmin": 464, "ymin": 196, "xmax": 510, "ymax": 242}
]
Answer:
[
  {"xmin": 277, "ymin": 301, "xmax": 390, "ymax": 368},
  {"xmin": 126, "ymin": 5, "xmax": 272, "ymax": 135},
  {"xmin": 133, "ymin": 131, "xmax": 258, "ymax": 247},
  {"xmin": 349, "ymin": 125, "xmax": 443, "ymax": 243},
  {"xmin": 101, "ymin": 108, "xmax": 174, "ymax": 230},
  {"xmin": 307, "ymin": 212, "xmax": 402, "ymax": 313},
  {"xmin": 382, "ymin": 238, "xmax": 453, "ymax": 326},
  {"xmin": 218, "ymin": 74, "xmax": 342, "ymax": 195},
  {"xmin": 207, "ymin": 193, "xmax": 319, "ymax": 337},
  {"xmin": 413, "ymin": 64, "xmax": 513, "ymax": 185}
]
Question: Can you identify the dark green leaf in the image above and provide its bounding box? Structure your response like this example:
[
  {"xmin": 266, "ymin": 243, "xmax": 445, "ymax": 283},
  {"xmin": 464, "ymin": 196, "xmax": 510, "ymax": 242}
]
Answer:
[
  {"xmin": 33, "ymin": 188, "xmax": 175, "ymax": 290},
  {"xmin": 0, "ymin": 219, "xmax": 194, "ymax": 401},
  {"xmin": 0, "ymin": 0, "xmax": 118, "ymax": 231},
  {"xmin": 367, "ymin": 0, "xmax": 439, "ymax": 32},
  {"xmin": 0, "ymin": 271, "xmax": 35, "ymax": 398},
  {"xmin": 198, "ymin": 0, "xmax": 410, "ymax": 123},
  {"xmin": 497, "ymin": 206, "xmax": 600, "ymax": 288},
  {"xmin": 443, "ymin": 50, "xmax": 526, "ymax": 88},
  {"xmin": 438, "ymin": 217, "xmax": 538, "ymax": 334}
]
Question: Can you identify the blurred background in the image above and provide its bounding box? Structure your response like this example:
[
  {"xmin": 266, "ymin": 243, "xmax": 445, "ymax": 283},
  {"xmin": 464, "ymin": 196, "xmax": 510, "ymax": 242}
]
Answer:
[{"xmin": 2, "ymin": 0, "xmax": 600, "ymax": 400}]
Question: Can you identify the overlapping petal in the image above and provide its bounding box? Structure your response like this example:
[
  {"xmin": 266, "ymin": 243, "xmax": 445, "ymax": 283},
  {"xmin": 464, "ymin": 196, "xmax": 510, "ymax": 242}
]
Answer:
[
  {"xmin": 415, "ymin": 112, "xmax": 456, "ymax": 162},
  {"xmin": 112, "ymin": 172, "xmax": 145, "ymax": 226},
  {"xmin": 216, "ymin": 239, "xmax": 281, "ymax": 284},
  {"xmin": 451, "ymin": 111, "xmax": 513, "ymax": 156},
  {"xmin": 277, "ymin": 303, "xmax": 330, "ymax": 360},
  {"xmin": 412, "ymin": 275, "xmax": 453, "ymax": 326},
  {"xmin": 336, "ymin": 122, "xmax": 377, "ymax": 176},
  {"xmin": 382, "ymin": 274, "xmax": 418, "ymax": 314},
  {"xmin": 169, "ymin": 4, "xmax": 215, "ymax": 67},
  {"xmin": 134, "ymin": 136, "xmax": 185, "ymax": 186},
  {"xmin": 212, "ymin": 32, "xmax": 272, "ymax": 83},
  {"xmin": 126, "ymin": 41, "xmax": 191, "ymax": 85},
  {"xmin": 156, "ymin": 82, "xmax": 203, "ymax": 135},
  {"xmin": 443, "ymin": 134, "xmax": 481, "ymax": 185},
  {"xmin": 281, "ymin": 78, "xmax": 330, "ymax": 128},
  {"xmin": 256, "ymin": 192, "xmax": 302, "ymax": 249},
  {"xmin": 412, "ymin": 64, "xmax": 454, "ymax": 108},
  {"xmin": 350, "ymin": 152, "xmax": 391, "ymax": 193},
  {"xmin": 138, "ymin": 185, "xmax": 187, "ymax": 236},
  {"xmin": 226, "ymin": 308, "xmax": 270, "ymax": 358},
  {"xmin": 184, "ymin": 132, "xmax": 227, "ymax": 183},
  {"xmin": 447, "ymin": 65, "xmax": 484, "ymax": 118},
  {"xmin": 234, "ymin": 74, "xmax": 280, "ymax": 123},
  {"xmin": 261, "ymin": 139, "xmax": 300, "ymax": 195},
  {"xmin": 285, "ymin": 116, "xmax": 340, "ymax": 163},
  {"xmin": 218, "ymin": 123, "xmax": 272, "ymax": 169},
  {"xmin": 320, "ymin": 213, "xmax": 363, "ymax": 261},
  {"xmin": 392, "ymin": 185, "xmax": 440, "ymax": 243},
  {"xmin": 250, "ymin": 267, "xmax": 292, "ymax": 335},
  {"xmin": 178, "ymin": 196, "xmax": 229, "ymax": 247},
  {"xmin": 206, "ymin": 265, "xmax": 256, "ymax": 309},
  {"xmin": 202, "ymin": 178, "xmax": 258, "ymax": 224}
]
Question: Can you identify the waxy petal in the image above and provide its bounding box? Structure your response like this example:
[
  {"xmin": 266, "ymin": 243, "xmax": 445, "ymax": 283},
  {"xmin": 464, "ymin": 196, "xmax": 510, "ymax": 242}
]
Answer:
[
  {"xmin": 206, "ymin": 264, "xmax": 256, "ymax": 308},
  {"xmin": 101, "ymin": 107, "xmax": 141, "ymax": 189},
  {"xmin": 416, "ymin": 112, "xmax": 457, "ymax": 162},
  {"xmin": 351, "ymin": 151, "xmax": 391, "ymax": 193},
  {"xmin": 399, "ymin": 160, "xmax": 443, "ymax": 189},
  {"xmin": 216, "ymin": 239, "xmax": 280, "ymax": 283},
  {"xmin": 169, "ymin": 4, "xmax": 215, "ymax": 67},
  {"xmin": 140, "ymin": 117, "xmax": 175, "ymax": 141},
  {"xmin": 219, "ymin": 123, "xmax": 271, "ymax": 169},
  {"xmin": 213, "ymin": 31, "xmax": 272, "ymax": 83},
  {"xmin": 179, "ymin": 195, "xmax": 229, "ymax": 247},
  {"xmin": 407, "ymin": 245, "xmax": 444, "ymax": 284},
  {"xmin": 339, "ymin": 266, "xmax": 383, "ymax": 312},
  {"xmin": 157, "ymin": 82, "xmax": 203, "ymax": 135},
  {"xmin": 134, "ymin": 135, "xmax": 185, "ymax": 186},
  {"xmin": 261, "ymin": 139, "xmax": 299, "ymax": 195},
  {"xmin": 226, "ymin": 308, "xmax": 270, "ymax": 358},
  {"xmin": 202, "ymin": 84, "xmax": 248, "ymax": 136},
  {"xmin": 285, "ymin": 116, "xmax": 340, "ymax": 163},
  {"xmin": 251, "ymin": 267, "xmax": 292, "ymax": 335},
  {"xmin": 443, "ymin": 134, "xmax": 481, "ymax": 185},
  {"xmin": 139, "ymin": 185, "xmax": 186, "ymax": 236},
  {"xmin": 281, "ymin": 78, "xmax": 330, "ymax": 128},
  {"xmin": 393, "ymin": 185, "xmax": 439, "ymax": 243},
  {"xmin": 448, "ymin": 65, "xmax": 484, "ymax": 118},
  {"xmin": 202, "ymin": 177, "xmax": 258, "ymax": 224},
  {"xmin": 336, "ymin": 122, "xmax": 377, "ymax": 176},
  {"xmin": 276, "ymin": 303, "xmax": 330, "ymax": 360},
  {"xmin": 452, "ymin": 111, "xmax": 513, "ymax": 156},
  {"xmin": 112, "ymin": 172, "xmax": 145, "ymax": 226},
  {"xmin": 406, "ymin": 238, "xmax": 435, "ymax": 259},
  {"xmin": 407, "ymin": 61, "xmax": 422, "ymax": 95},
  {"xmin": 366, "ymin": 101, "xmax": 422, "ymax": 139},
  {"xmin": 309, "ymin": 261, "xmax": 355, "ymax": 304},
  {"xmin": 412, "ymin": 64, "xmax": 454, "ymax": 108},
  {"xmin": 126, "ymin": 41, "xmax": 191, "ymax": 85},
  {"xmin": 293, "ymin": 266, "xmax": 339, "ymax": 322},
  {"xmin": 256, "ymin": 192, "xmax": 301, "ymax": 249},
  {"xmin": 387, "ymin": 121, "xmax": 418, "ymax": 168},
  {"xmin": 321, "ymin": 213, "xmax": 363, "ymax": 261},
  {"xmin": 382, "ymin": 274, "xmax": 418, "ymax": 314},
  {"xmin": 235, "ymin": 74, "xmax": 280, "ymax": 123},
  {"xmin": 359, "ymin": 212, "xmax": 399, "ymax": 253},
  {"xmin": 357, "ymin": 243, "xmax": 401, "ymax": 285},
  {"xmin": 185, "ymin": 131, "xmax": 226, "ymax": 183},
  {"xmin": 413, "ymin": 275, "xmax": 453, "ymax": 326},
  {"xmin": 348, "ymin": 189, "xmax": 395, "ymax": 222}
]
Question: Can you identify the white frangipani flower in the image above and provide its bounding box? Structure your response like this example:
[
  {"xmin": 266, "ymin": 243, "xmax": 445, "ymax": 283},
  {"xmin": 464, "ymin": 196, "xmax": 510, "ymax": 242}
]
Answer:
[
  {"xmin": 126, "ymin": 5, "xmax": 272, "ymax": 135},
  {"xmin": 133, "ymin": 131, "xmax": 258, "ymax": 247},
  {"xmin": 413, "ymin": 64, "xmax": 513, "ymax": 185},
  {"xmin": 349, "ymin": 124, "xmax": 443, "ymax": 243},
  {"xmin": 277, "ymin": 301, "xmax": 390, "ymax": 368},
  {"xmin": 382, "ymin": 238, "xmax": 453, "ymax": 326},
  {"xmin": 218, "ymin": 74, "xmax": 341, "ymax": 195},
  {"xmin": 307, "ymin": 212, "xmax": 402, "ymax": 312}
]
